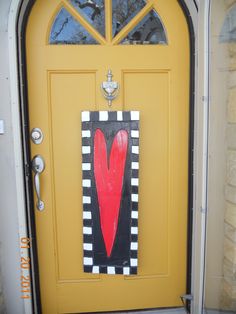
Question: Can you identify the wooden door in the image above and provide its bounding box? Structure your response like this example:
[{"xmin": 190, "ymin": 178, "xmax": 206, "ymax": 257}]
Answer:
[{"xmin": 26, "ymin": 0, "xmax": 190, "ymax": 313}]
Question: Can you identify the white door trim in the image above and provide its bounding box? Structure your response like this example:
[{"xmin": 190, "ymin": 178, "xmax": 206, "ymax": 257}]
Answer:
[
  {"xmin": 191, "ymin": 0, "xmax": 210, "ymax": 313},
  {"xmin": 8, "ymin": 0, "xmax": 33, "ymax": 313}
]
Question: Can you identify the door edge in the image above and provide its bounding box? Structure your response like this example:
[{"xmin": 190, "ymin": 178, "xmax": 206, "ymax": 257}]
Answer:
[{"xmin": 177, "ymin": 1, "xmax": 196, "ymax": 313}]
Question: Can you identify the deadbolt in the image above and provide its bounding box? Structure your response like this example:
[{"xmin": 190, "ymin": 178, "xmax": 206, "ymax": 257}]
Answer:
[{"xmin": 31, "ymin": 128, "xmax": 43, "ymax": 144}]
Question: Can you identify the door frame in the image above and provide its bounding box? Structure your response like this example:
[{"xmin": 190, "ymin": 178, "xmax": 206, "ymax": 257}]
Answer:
[{"xmin": 8, "ymin": 1, "xmax": 198, "ymax": 313}]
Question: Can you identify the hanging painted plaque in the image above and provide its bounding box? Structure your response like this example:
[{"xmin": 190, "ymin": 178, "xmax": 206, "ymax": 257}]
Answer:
[{"xmin": 81, "ymin": 111, "xmax": 139, "ymax": 275}]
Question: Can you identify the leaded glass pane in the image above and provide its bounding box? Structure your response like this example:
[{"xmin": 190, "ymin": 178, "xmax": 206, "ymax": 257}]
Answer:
[
  {"xmin": 70, "ymin": 0, "xmax": 105, "ymax": 37},
  {"xmin": 50, "ymin": 7, "xmax": 98, "ymax": 44},
  {"xmin": 120, "ymin": 10, "xmax": 167, "ymax": 45},
  {"xmin": 112, "ymin": 0, "xmax": 146, "ymax": 37}
]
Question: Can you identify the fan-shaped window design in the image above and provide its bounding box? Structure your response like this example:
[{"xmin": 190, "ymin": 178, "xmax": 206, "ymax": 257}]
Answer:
[
  {"xmin": 70, "ymin": 0, "xmax": 105, "ymax": 37},
  {"xmin": 49, "ymin": 1, "xmax": 167, "ymax": 45},
  {"xmin": 112, "ymin": 0, "xmax": 146, "ymax": 37},
  {"xmin": 50, "ymin": 7, "xmax": 98, "ymax": 44},
  {"xmin": 121, "ymin": 10, "xmax": 167, "ymax": 45}
]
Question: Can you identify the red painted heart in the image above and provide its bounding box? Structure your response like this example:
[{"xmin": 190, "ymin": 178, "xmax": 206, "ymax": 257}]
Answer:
[{"xmin": 94, "ymin": 129, "xmax": 128, "ymax": 257}]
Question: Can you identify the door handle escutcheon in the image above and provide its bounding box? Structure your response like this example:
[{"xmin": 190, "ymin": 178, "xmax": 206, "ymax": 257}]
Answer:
[{"xmin": 32, "ymin": 155, "xmax": 45, "ymax": 211}]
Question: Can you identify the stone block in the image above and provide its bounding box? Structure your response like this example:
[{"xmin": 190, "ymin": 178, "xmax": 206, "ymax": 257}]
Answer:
[
  {"xmin": 223, "ymin": 257, "xmax": 236, "ymax": 282},
  {"xmin": 225, "ymin": 202, "xmax": 236, "ymax": 228},
  {"xmin": 225, "ymin": 184, "xmax": 236, "ymax": 204},
  {"xmin": 221, "ymin": 286, "xmax": 236, "ymax": 311},
  {"xmin": 227, "ymin": 150, "xmax": 236, "ymax": 185},
  {"xmin": 228, "ymin": 88, "xmax": 236, "ymax": 123},
  {"xmin": 227, "ymin": 124, "xmax": 236, "ymax": 149},
  {"xmin": 229, "ymin": 43, "xmax": 236, "ymax": 66},
  {"xmin": 229, "ymin": 70, "xmax": 236, "ymax": 88},
  {"xmin": 225, "ymin": 222, "xmax": 236, "ymax": 242},
  {"xmin": 223, "ymin": 277, "xmax": 236, "ymax": 298},
  {"xmin": 224, "ymin": 237, "xmax": 236, "ymax": 263}
]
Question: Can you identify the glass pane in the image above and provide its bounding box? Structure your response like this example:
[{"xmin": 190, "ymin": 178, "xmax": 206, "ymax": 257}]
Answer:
[
  {"xmin": 70, "ymin": 0, "xmax": 105, "ymax": 37},
  {"xmin": 120, "ymin": 10, "xmax": 167, "ymax": 45},
  {"xmin": 112, "ymin": 0, "xmax": 146, "ymax": 37},
  {"xmin": 50, "ymin": 7, "xmax": 98, "ymax": 44}
]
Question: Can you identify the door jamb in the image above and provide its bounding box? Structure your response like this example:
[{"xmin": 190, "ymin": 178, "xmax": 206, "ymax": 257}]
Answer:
[{"xmin": 9, "ymin": 1, "xmax": 198, "ymax": 313}]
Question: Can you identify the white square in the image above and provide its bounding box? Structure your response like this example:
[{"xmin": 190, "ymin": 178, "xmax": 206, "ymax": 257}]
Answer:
[
  {"xmin": 82, "ymin": 179, "xmax": 91, "ymax": 188},
  {"xmin": 81, "ymin": 111, "xmax": 90, "ymax": 122},
  {"xmin": 131, "ymin": 227, "xmax": 138, "ymax": 234},
  {"xmin": 107, "ymin": 267, "xmax": 116, "ymax": 274},
  {"xmin": 131, "ymin": 211, "xmax": 138, "ymax": 219},
  {"xmin": 82, "ymin": 146, "xmax": 91, "ymax": 154},
  {"xmin": 83, "ymin": 227, "xmax": 92, "ymax": 235},
  {"xmin": 130, "ymin": 258, "xmax": 138, "ymax": 267},
  {"xmin": 131, "ymin": 194, "xmax": 138, "ymax": 202},
  {"xmin": 84, "ymin": 257, "xmax": 93, "ymax": 265},
  {"xmin": 99, "ymin": 111, "xmax": 108, "ymax": 121},
  {"xmin": 131, "ymin": 130, "xmax": 139, "ymax": 138},
  {"xmin": 83, "ymin": 243, "xmax": 93, "ymax": 251},
  {"xmin": 82, "ymin": 163, "xmax": 91, "ymax": 171},
  {"xmin": 82, "ymin": 130, "xmax": 91, "ymax": 138},
  {"xmin": 83, "ymin": 211, "xmax": 92, "ymax": 219},
  {"xmin": 92, "ymin": 266, "xmax": 99, "ymax": 274},
  {"xmin": 131, "ymin": 178, "xmax": 139, "ymax": 186},
  {"xmin": 131, "ymin": 111, "xmax": 140, "ymax": 121},
  {"xmin": 123, "ymin": 267, "xmax": 130, "ymax": 275},
  {"xmin": 131, "ymin": 162, "xmax": 139, "ymax": 170},
  {"xmin": 83, "ymin": 196, "xmax": 91, "ymax": 204},
  {"xmin": 132, "ymin": 146, "xmax": 139, "ymax": 154},
  {"xmin": 117, "ymin": 111, "xmax": 123, "ymax": 121},
  {"xmin": 130, "ymin": 242, "xmax": 138, "ymax": 250}
]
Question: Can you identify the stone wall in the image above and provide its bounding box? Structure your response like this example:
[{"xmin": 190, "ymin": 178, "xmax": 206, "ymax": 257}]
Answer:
[
  {"xmin": 205, "ymin": 0, "xmax": 228, "ymax": 308},
  {"xmin": 205, "ymin": 0, "xmax": 236, "ymax": 310},
  {"xmin": 221, "ymin": 1, "xmax": 236, "ymax": 310},
  {"xmin": 221, "ymin": 51, "xmax": 236, "ymax": 311}
]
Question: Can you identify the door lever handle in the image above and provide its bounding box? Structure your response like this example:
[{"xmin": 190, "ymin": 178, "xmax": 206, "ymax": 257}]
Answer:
[{"xmin": 32, "ymin": 155, "xmax": 45, "ymax": 211}]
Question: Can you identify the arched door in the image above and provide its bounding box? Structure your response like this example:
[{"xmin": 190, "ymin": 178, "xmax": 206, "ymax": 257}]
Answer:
[{"xmin": 26, "ymin": 0, "xmax": 190, "ymax": 313}]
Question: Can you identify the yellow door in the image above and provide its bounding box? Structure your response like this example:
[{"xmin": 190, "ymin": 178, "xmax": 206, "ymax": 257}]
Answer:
[{"xmin": 26, "ymin": 0, "xmax": 190, "ymax": 313}]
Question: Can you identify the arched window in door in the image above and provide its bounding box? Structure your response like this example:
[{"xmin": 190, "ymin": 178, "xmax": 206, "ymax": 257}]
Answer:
[{"xmin": 49, "ymin": 0, "xmax": 167, "ymax": 45}]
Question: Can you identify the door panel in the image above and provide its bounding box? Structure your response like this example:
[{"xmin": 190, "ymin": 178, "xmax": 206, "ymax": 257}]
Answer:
[
  {"xmin": 26, "ymin": 0, "xmax": 190, "ymax": 313},
  {"xmin": 123, "ymin": 71, "xmax": 169, "ymax": 278},
  {"xmin": 50, "ymin": 72, "xmax": 98, "ymax": 281}
]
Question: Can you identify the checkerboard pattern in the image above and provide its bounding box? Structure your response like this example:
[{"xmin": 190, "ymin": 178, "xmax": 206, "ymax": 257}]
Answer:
[{"xmin": 81, "ymin": 111, "xmax": 139, "ymax": 275}]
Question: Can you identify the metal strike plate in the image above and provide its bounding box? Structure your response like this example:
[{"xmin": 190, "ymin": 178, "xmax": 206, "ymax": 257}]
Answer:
[
  {"xmin": 31, "ymin": 128, "xmax": 43, "ymax": 144},
  {"xmin": 0, "ymin": 120, "xmax": 5, "ymax": 135}
]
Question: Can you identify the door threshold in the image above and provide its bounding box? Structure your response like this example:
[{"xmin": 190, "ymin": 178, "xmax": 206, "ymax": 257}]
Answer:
[
  {"xmin": 205, "ymin": 310, "xmax": 236, "ymax": 314},
  {"xmin": 99, "ymin": 308, "xmax": 186, "ymax": 314}
]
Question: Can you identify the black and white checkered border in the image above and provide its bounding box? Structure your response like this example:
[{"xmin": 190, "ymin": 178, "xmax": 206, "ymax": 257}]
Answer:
[{"xmin": 81, "ymin": 111, "xmax": 139, "ymax": 275}]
